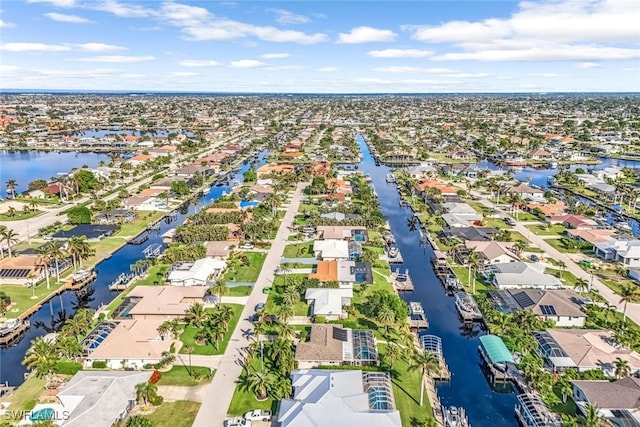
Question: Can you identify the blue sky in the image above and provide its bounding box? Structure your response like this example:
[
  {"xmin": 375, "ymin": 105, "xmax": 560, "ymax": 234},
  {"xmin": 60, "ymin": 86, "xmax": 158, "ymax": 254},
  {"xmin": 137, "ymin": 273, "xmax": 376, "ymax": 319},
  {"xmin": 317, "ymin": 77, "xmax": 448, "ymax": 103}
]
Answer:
[{"xmin": 1, "ymin": 0, "xmax": 639, "ymax": 92}]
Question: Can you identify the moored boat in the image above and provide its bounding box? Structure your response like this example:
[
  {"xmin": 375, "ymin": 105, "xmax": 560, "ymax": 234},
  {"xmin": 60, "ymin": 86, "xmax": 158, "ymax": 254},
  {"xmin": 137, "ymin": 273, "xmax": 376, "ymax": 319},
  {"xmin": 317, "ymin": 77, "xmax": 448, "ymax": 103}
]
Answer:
[
  {"xmin": 454, "ymin": 291, "xmax": 483, "ymax": 322},
  {"xmin": 442, "ymin": 406, "xmax": 470, "ymax": 427}
]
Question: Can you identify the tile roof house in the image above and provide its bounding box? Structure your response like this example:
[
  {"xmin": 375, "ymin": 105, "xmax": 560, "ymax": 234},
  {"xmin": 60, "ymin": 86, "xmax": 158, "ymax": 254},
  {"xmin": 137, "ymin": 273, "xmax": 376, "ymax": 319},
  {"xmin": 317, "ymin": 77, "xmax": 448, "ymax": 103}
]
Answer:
[
  {"xmin": 316, "ymin": 226, "xmax": 367, "ymax": 241},
  {"xmin": 483, "ymin": 262, "xmax": 564, "ymax": 289},
  {"xmin": 571, "ymin": 377, "xmax": 640, "ymax": 424},
  {"xmin": 466, "ymin": 241, "xmax": 519, "ymax": 264},
  {"xmin": 277, "ymin": 369, "xmax": 401, "ymax": 427},
  {"xmin": 305, "ymin": 287, "xmax": 353, "ymax": 320},
  {"xmin": 295, "ymin": 325, "xmax": 379, "ymax": 369},
  {"xmin": 309, "ymin": 260, "xmax": 338, "ymax": 283},
  {"xmin": 550, "ymin": 214, "xmax": 598, "ymax": 229},
  {"xmin": 123, "ymin": 286, "xmax": 206, "ymax": 320},
  {"xmin": 504, "ymin": 182, "xmax": 545, "ymax": 201}
]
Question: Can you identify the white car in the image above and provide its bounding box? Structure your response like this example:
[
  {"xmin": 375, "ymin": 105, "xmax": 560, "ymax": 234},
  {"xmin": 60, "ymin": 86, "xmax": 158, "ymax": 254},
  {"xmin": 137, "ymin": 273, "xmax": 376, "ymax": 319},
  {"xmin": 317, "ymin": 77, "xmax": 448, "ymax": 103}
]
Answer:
[
  {"xmin": 239, "ymin": 242, "xmax": 255, "ymax": 249},
  {"xmin": 224, "ymin": 418, "xmax": 251, "ymax": 427},
  {"xmin": 243, "ymin": 410, "xmax": 272, "ymax": 422}
]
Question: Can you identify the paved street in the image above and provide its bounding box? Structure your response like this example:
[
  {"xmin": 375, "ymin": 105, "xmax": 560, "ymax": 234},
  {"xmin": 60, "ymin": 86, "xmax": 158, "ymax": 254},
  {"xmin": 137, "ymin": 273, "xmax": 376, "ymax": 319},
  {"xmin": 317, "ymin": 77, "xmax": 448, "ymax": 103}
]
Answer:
[
  {"xmin": 192, "ymin": 181, "xmax": 308, "ymax": 427},
  {"xmin": 473, "ymin": 192, "xmax": 640, "ymax": 325}
]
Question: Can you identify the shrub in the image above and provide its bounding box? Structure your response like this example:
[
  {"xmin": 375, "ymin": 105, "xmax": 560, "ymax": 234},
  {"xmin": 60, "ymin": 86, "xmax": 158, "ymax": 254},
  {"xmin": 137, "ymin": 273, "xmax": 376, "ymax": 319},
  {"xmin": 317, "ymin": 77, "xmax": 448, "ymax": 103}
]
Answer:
[
  {"xmin": 313, "ymin": 316, "xmax": 326, "ymax": 324},
  {"xmin": 54, "ymin": 360, "xmax": 82, "ymax": 375},
  {"xmin": 91, "ymin": 361, "xmax": 107, "ymax": 369},
  {"xmin": 149, "ymin": 394, "xmax": 164, "ymax": 406},
  {"xmin": 149, "ymin": 370, "xmax": 161, "ymax": 384}
]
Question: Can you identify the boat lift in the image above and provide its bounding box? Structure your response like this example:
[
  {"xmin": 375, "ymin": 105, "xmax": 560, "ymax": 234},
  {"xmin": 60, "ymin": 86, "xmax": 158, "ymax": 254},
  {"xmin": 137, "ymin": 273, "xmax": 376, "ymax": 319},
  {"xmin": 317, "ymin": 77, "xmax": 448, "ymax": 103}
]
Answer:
[{"xmin": 142, "ymin": 244, "xmax": 162, "ymax": 259}]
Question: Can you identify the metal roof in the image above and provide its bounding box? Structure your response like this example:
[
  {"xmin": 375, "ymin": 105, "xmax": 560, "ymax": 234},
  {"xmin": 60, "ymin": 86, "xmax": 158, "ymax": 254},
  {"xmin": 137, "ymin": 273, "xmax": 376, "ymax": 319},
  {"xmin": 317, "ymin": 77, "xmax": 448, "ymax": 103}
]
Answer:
[{"xmin": 479, "ymin": 334, "xmax": 514, "ymax": 365}]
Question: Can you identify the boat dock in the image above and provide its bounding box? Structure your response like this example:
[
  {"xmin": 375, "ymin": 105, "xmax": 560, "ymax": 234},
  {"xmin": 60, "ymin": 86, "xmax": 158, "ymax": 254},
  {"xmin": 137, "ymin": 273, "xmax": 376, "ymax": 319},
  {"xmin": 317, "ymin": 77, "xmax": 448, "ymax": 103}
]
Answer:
[
  {"xmin": 407, "ymin": 301, "xmax": 429, "ymax": 330},
  {"xmin": 391, "ymin": 268, "xmax": 414, "ymax": 291},
  {"xmin": 421, "ymin": 335, "xmax": 451, "ymax": 381},
  {"xmin": 454, "ymin": 291, "xmax": 483, "ymax": 322},
  {"xmin": 142, "ymin": 243, "xmax": 163, "ymax": 259},
  {"xmin": 128, "ymin": 231, "xmax": 149, "ymax": 245},
  {"xmin": 442, "ymin": 406, "xmax": 470, "ymax": 427},
  {"xmin": 0, "ymin": 319, "xmax": 30, "ymax": 347},
  {"xmin": 66, "ymin": 269, "xmax": 97, "ymax": 291},
  {"xmin": 108, "ymin": 272, "xmax": 136, "ymax": 291}
]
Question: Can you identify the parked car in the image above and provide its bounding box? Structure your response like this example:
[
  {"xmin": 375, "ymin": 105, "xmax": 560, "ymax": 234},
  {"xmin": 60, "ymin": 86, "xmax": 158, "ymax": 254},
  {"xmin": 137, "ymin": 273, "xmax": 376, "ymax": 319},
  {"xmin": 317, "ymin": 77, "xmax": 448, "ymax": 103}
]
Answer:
[
  {"xmin": 530, "ymin": 254, "xmax": 540, "ymax": 262},
  {"xmin": 239, "ymin": 242, "xmax": 254, "ymax": 249},
  {"xmin": 503, "ymin": 217, "xmax": 516, "ymax": 226},
  {"xmin": 224, "ymin": 418, "xmax": 251, "ymax": 427},
  {"xmin": 254, "ymin": 303, "xmax": 265, "ymax": 312},
  {"xmin": 244, "ymin": 410, "xmax": 272, "ymax": 422}
]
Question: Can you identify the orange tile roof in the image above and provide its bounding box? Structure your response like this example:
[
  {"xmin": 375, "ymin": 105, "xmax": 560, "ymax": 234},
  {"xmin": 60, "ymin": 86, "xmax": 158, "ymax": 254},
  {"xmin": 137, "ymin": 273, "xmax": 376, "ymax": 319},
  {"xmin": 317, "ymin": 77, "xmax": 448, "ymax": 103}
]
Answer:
[{"xmin": 309, "ymin": 260, "xmax": 338, "ymax": 282}]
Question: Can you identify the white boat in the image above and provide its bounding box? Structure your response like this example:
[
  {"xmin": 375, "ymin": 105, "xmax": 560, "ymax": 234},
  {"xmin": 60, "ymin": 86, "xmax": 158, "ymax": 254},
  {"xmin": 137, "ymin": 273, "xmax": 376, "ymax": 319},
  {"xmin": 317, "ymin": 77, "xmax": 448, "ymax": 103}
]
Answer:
[
  {"xmin": 72, "ymin": 269, "xmax": 96, "ymax": 284},
  {"xmin": 386, "ymin": 173, "xmax": 396, "ymax": 183},
  {"xmin": 454, "ymin": 291, "xmax": 483, "ymax": 321},
  {"xmin": 442, "ymin": 406, "xmax": 470, "ymax": 427},
  {"xmin": 407, "ymin": 301, "xmax": 429, "ymax": 329},
  {"xmin": 388, "ymin": 246, "xmax": 399, "ymax": 258}
]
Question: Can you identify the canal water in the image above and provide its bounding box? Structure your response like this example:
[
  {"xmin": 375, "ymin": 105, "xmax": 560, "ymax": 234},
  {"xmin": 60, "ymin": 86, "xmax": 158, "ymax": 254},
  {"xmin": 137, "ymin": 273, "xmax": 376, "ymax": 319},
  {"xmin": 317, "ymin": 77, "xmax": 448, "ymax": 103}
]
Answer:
[
  {"xmin": 357, "ymin": 135, "xmax": 518, "ymax": 427},
  {"xmin": 0, "ymin": 150, "xmax": 268, "ymax": 387},
  {"xmin": 0, "ymin": 151, "xmax": 110, "ymax": 196}
]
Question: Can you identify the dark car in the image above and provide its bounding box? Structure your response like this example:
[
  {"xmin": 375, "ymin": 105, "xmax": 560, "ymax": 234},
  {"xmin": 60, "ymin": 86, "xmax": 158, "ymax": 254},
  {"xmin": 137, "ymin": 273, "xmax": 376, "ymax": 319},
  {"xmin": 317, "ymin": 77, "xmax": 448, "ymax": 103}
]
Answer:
[
  {"xmin": 254, "ymin": 303, "xmax": 265, "ymax": 312},
  {"xmin": 530, "ymin": 254, "xmax": 540, "ymax": 262},
  {"xmin": 504, "ymin": 217, "xmax": 516, "ymax": 226}
]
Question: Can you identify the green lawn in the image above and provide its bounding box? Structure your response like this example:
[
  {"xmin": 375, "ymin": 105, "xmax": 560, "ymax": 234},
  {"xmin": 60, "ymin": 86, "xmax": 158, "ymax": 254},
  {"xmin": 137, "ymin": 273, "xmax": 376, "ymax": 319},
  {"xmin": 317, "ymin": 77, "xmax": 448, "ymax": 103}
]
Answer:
[
  {"xmin": 544, "ymin": 268, "xmax": 581, "ymax": 287},
  {"xmin": 116, "ymin": 211, "xmax": 166, "ymax": 237},
  {"xmin": 544, "ymin": 237, "xmax": 581, "ymax": 254},
  {"xmin": 227, "ymin": 349, "xmax": 278, "ymax": 416},
  {"xmin": 222, "ymin": 252, "xmax": 267, "ymax": 283},
  {"xmin": 508, "ymin": 212, "xmax": 540, "ymax": 222},
  {"xmin": 85, "ymin": 237, "xmax": 127, "ymax": 264},
  {"xmin": 282, "ymin": 242, "xmax": 314, "ymax": 258},
  {"xmin": 379, "ymin": 344, "xmax": 435, "ymax": 427},
  {"xmin": 526, "ymin": 224, "xmax": 566, "ymax": 236},
  {"xmin": 0, "ymin": 209, "xmax": 42, "ymax": 221},
  {"xmin": 550, "ymin": 386, "xmax": 577, "ymax": 416},
  {"xmin": 0, "ymin": 375, "xmax": 47, "ymax": 413},
  {"xmin": 143, "ymin": 401, "xmax": 201, "ymax": 427},
  {"xmin": 508, "ymin": 231, "xmax": 530, "ymax": 243},
  {"xmin": 157, "ymin": 365, "xmax": 214, "ymax": 386},
  {"xmin": 451, "ymin": 266, "xmax": 491, "ymax": 293},
  {"xmin": 179, "ymin": 304, "xmax": 243, "ymax": 355},
  {"xmin": 3, "ymin": 280, "xmax": 68, "ymax": 317},
  {"xmin": 135, "ymin": 263, "xmax": 171, "ymax": 286},
  {"xmin": 228, "ymin": 285, "xmax": 252, "ymax": 296}
]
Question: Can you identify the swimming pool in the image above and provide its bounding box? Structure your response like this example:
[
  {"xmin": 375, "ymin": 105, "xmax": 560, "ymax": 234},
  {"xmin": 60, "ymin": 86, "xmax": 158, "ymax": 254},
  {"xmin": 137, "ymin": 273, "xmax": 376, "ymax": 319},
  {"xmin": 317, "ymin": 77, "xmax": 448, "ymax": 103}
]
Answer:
[
  {"xmin": 239, "ymin": 200, "xmax": 259, "ymax": 208},
  {"xmin": 30, "ymin": 407, "xmax": 54, "ymax": 422}
]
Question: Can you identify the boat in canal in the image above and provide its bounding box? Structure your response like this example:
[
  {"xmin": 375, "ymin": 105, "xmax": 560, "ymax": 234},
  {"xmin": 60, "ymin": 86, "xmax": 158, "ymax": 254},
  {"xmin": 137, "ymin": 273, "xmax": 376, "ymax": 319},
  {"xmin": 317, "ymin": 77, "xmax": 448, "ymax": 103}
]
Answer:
[
  {"xmin": 407, "ymin": 301, "xmax": 429, "ymax": 330},
  {"xmin": 442, "ymin": 406, "xmax": 470, "ymax": 427},
  {"xmin": 386, "ymin": 173, "xmax": 396, "ymax": 183},
  {"xmin": 454, "ymin": 291, "xmax": 483, "ymax": 322},
  {"xmin": 0, "ymin": 319, "xmax": 30, "ymax": 347}
]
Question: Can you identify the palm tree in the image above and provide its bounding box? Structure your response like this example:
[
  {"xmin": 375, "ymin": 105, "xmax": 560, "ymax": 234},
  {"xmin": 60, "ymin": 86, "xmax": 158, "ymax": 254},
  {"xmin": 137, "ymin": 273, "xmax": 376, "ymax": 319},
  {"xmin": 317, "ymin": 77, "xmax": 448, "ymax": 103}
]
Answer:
[
  {"xmin": 185, "ymin": 345, "xmax": 194, "ymax": 376},
  {"xmin": 5, "ymin": 179, "xmax": 17, "ymax": 199},
  {"xmin": 55, "ymin": 335, "xmax": 82, "ymax": 361},
  {"xmin": 135, "ymin": 381, "xmax": 158, "ymax": 406},
  {"xmin": 46, "ymin": 241, "xmax": 65, "ymax": 282},
  {"xmin": 0, "ymin": 227, "xmax": 19, "ymax": 258},
  {"xmin": 558, "ymin": 377, "xmax": 573, "ymax": 404},
  {"xmin": 581, "ymin": 405, "xmax": 604, "ymax": 427},
  {"xmin": 269, "ymin": 338, "xmax": 292, "ymax": 363},
  {"xmin": 211, "ymin": 281, "xmax": 229, "ymax": 305},
  {"xmin": 376, "ymin": 305, "xmax": 396, "ymax": 328},
  {"xmin": 207, "ymin": 323, "xmax": 225, "ymax": 350},
  {"xmin": 67, "ymin": 236, "xmax": 93, "ymax": 269},
  {"xmin": 276, "ymin": 322, "xmax": 295, "ymax": 341},
  {"xmin": 185, "ymin": 302, "xmax": 207, "ymax": 327},
  {"xmin": 491, "ymin": 311, "xmax": 512, "ymax": 335},
  {"xmin": 282, "ymin": 287, "xmax": 299, "ymax": 306},
  {"xmin": 614, "ymin": 357, "xmax": 631, "ymax": 379},
  {"xmin": 22, "ymin": 336, "xmax": 58, "ymax": 379},
  {"xmin": 619, "ymin": 284, "xmax": 640, "ymax": 325},
  {"xmin": 574, "ymin": 278, "xmax": 590, "ymax": 295},
  {"xmin": 157, "ymin": 321, "xmax": 172, "ymax": 341},
  {"xmin": 276, "ymin": 303, "xmax": 294, "ymax": 323},
  {"xmin": 408, "ymin": 350, "xmax": 440, "ymax": 406},
  {"xmin": 383, "ymin": 343, "xmax": 403, "ymax": 369},
  {"xmin": 36, "ymin": 244, "xmax": 53, "ymax": 289},
  {"xmin": 217, "ymin": 304, "xmax": 234, "ymax": 325},
  {"xmin": 238, "ymin": 368, "xmax": 277, "ymax": 400}
]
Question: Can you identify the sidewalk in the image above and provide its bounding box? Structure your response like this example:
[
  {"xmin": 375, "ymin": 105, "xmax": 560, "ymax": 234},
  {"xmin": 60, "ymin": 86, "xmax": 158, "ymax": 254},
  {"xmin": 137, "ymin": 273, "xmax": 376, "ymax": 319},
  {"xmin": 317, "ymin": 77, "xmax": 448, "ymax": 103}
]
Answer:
[{"xmin": 192, "ymin": 181, "xmax": 309, "ymax": 426}]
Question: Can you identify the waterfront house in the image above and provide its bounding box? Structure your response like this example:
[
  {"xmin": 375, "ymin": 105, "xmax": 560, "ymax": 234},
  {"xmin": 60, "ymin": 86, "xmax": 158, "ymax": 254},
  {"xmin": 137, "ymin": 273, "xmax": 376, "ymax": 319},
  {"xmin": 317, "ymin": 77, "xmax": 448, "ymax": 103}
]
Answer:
[
  {"xmin": 256, "ymin": 163, "xmax": 295, "ymax": 179},
  {"xmin": 123, "ymin": 195, "xmax": 164, "ymax": 211},
  {"xmin": 442, "ymin": 226, "xmax": 498, "ymax": 242},
  {"xmin": 528, "ymin": 148, "xmax": 553, "ymax": 160},
  {"xmin": 277, "ymin": 369, "xmax": 401, "ymax": 427},
  {"xmin": 488, "ymin": 288, "xmax": 586, "ymax": 327},
  {"xmin": 49, "ymin": 371, "xmax": 153, "ymax": 427},
  {"xmin": 313, "ymin": 239, "xmax": 350, "ymax": 260},
  {"xmin": 0, "ymin": 254, "xmax": 43, "ymax": 285},
  {"xmin": 204, "ymin": 241, "xmax": 235, "ymax": 259},
  {"xmin": 565, "ymin": 228, "xmax": 614, "ymax": 245},
  {"xmin": 95, "ymin": 209, "xmax": 137, "ymax": 224},
  {"xmin": 166, "ymin": 257, "xmax": 227, "ymax": 286},
  {"xmin": 305, "ymin": 287, "xmax": 353, "ymax": 320},
  {"xmin": 295, "ymin": 325, "xmax": 379, "ymax": 369},
  {"xmin": 466, "ymin": 241, "xmax": 519, "ymax": 264},
  {"xmin": 316, "ymin": 226, "xmax": 367, "ymax": 241},
  {"xmin": 549, "ymin": 214, "xmax": 597, "ymax": 229},
  {"xmin": 571, "ymin": 377, "xmax": 640, "ymax": 425},
  {"xmin": 483, "ymin": 262, "xmax": 564, "ymax": 289},
  {"xmin": 503, "ymin": 182, "xmax": 545, "ymax": 202},
  {"xmin": 117, "ymin": 286, "xmax": 206, "ymax": 321},
  {"xmin": 525, "ymin": 201, "xmax": 567, "ymax": 217},
  {"xmin": 82, "ymin": 319, "xmax": 170, "ymax": 370},
  {"xmin": 532, "ymin": 329, "xmax": 640, "ymax": 375},
  {"xmin": 127, "ymin": 154, "xmax": 153, "ymax": 167}
]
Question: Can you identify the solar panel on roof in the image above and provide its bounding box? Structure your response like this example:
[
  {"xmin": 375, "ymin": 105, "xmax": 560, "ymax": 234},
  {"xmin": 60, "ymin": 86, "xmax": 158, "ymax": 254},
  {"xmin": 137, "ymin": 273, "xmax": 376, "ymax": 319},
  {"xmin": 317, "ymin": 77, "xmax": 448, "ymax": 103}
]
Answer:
[
  {"xmin": 0, "ymin": 268, "xmax": 31, "ymax": 278},
  {"xmin": 513, "ymin": 291, "xmax": 535, "ymax": 308},
  {"xmin": 540, "ymin": 305, "xmax": 557, "ymax": 315}
]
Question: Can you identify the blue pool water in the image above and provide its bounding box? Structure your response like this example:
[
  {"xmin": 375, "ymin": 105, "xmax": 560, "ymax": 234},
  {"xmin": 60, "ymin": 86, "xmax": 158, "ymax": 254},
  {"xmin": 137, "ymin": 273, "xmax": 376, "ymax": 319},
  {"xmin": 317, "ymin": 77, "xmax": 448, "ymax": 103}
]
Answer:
[
  {"xmin": 239, "ymin": 200, "xmax": 260, "ymax": 208},
  {"xmin": 30, "ymin": 407, "xmax": 54, "ymax": 422}
]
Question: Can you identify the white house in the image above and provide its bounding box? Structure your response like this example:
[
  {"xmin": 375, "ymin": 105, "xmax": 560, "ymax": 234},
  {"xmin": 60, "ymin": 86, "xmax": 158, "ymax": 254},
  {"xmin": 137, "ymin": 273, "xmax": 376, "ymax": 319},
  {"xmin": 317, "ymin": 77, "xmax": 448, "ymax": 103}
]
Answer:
[
  {"xmin": 305, "ymin": 287, "xmax": 353, "ymax": 320},
  {"xmin": 484, "ymin": 262, "xmax": 563, "ymax": 289},
  {"xmin": 167, "ymin": 257, "xmax": 227, "ymax": 287},
  {"xmin": 313, "ymin": 239, "xmax": 350, "ymax": 260},
  {"xmin": 594, "ymin": 240, "xmax": 640, "ymax": 267}
]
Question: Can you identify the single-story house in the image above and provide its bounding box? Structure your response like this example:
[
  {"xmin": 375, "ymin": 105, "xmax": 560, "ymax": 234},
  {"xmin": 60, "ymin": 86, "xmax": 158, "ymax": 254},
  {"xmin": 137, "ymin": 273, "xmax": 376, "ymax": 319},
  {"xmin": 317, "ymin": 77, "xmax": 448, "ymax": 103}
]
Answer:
[
  {"xmin": 316, "ymin": 226, "xmax": 367, "ymax": 241},
  {"xmin": 95, "ymin": 209, "xmax": 138, "ymax": 224},
  {"xmin": 295, "ymin": 324, "xmax": 379, "ymax": 369},
  {"xmin": 0, "ymin": 254, "xmax": 43, "ymax": 285},
  {"xmin": 466, "ymin": 241, "xmax": 519, "ymax": 264},
  {"xmin": 123, "ymin": 195, "xmax": 164, "ymax": 211},
  {"xmin": 533, "ymin": 329, "xmax": 640, "ymax": 375},
  {"xmin": 488, "ymin": 288, "xmax": 586, "ymax": 327},
  {"xmin": 119, "ymin": 286, "xmax": 206, "ymax": 320},
  {"xmin": 442, "ymin": 227, "xmax": 498, "ymax": 242},
  {"xmin": 571, "ymin": 377, "xmax": 640, "ymax": 425},
  {"xmin": 483, "ymin": 262, "xmax": 564, "ymax": 289},
  {"xmin": 277, "ymin": 369, "xmax": 401, "ymax": 427},
  {"xmin": 594, "ymin": 239, "xmax": 640, "ymax": 267},
  {"xmin": 313, "ymin": 239, "xmax": 350, "ymax": 261},
  {"xmin": 337, "ymin": 261, "xmax": 373, "ymax": 285},
  {"xmin": 167, "ymin": 257, "xmax": 227, "ymax": 286},
  {"xmin": 305, "ymin": 287, "xmax": 353, "ymax": 320},
  {"xmin": 549, "ymin": 214, "xmax": 598, "ymax": 230},
  {"xmin": 504, "ymin": 182, "xmax": 545, "ymax": 202},
  {"xmin": 566, "ymin": 228, "xmax": 615, "ymax": 244},
  {"xmin": 204, "ymin": 241, "xmax": 235, "ymax": 259}
]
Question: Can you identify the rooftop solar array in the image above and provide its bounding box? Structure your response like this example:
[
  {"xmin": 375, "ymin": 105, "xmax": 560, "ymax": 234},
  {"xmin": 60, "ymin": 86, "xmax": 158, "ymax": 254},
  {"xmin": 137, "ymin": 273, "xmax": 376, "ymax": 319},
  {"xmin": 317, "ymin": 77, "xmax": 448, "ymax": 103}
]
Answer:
[
  {"xmin": 516, "ymin": 394, "xmax": 561, "ymax": 427},
  {"xmin": 513, "ymin": 291, "xmax": 535, "ymax": 308},
  {"xmin": 362, "ymin": 372, "xmax": 395, "ymax": 412},
  {"xmin": 82, "ymin": 321, "xmax": 117, "ymax": 356},
  {"xmin": 0, "ymin": 268, "xmax": 31, "ymax": 278},
  {"xmin": 532, "ymin": 331, "xmax": 569, "ymax": 358},
  {"xmin": 539, "ymin": 305, "xmax": 557, "ymax": 316}
]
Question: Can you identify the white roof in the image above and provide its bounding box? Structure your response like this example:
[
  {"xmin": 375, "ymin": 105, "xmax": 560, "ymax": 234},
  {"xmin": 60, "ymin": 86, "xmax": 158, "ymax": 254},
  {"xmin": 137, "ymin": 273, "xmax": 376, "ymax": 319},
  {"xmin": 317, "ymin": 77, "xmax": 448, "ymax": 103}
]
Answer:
[
  {"xmin": 278, "ymin": 370, "xmax": 401, "ymax": 427},
  {"xmin": 305, "ymin": 287, "xmax": 353, "ymax": 316},
  {"xmin": 491, "ymin": 262, "xmax": 563, "ymax": 289},
  {"xmin": 167, "ymin": 257, "xmax": 226, "ymax": 284},
  {"xmin": 313, "ymin": 239, "xmax": 349, "ymax": 259}
]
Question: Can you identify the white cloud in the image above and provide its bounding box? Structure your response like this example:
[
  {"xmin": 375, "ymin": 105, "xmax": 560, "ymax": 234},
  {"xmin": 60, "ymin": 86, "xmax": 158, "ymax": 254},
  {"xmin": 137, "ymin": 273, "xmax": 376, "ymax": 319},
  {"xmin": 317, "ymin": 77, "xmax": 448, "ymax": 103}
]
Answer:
[
  {"xmin": 338, "ymin": 26, "xmax": 397, "ymax": 44},
  {"xmin": 179, "ymin": 59, "xmax": 220, "ymax": 67},
  {"xmin": 0, "ymin": 42, "xmax": 71, "ymax": 52},
  {"xmin": 159, "ymin": 2, "xmax": 326, "ymax": 44},
  {"xmin": 404, "ymin": 0, "xmax": 640, "ymax": 62},
  {"xmin": 527, "ymin": 73, "xmax": 561, "ymax": 77},
  {"xmin": 623, "ymin": 67, "xmax": 636, "ymax": 72},
  {"xmin": 44, "ymin": 12, "xmax": 94, "ymax": 23},
  {"xmin": 577, "ymin": 62, "xmax": 601, "ymax": 69},
  {"xmin": 0, "ymin": 19, "xmax": 16, "ymax": 28},
  {"xmin": 270, "ymin": 9, "xmax": 310, "ymax": 25},
  {"xmin": 76, "ymin": 43, "xmax": 126, "ymax": 52},
  {"xmin": 230, "ymin": 59, "xmax": 268, "ymax": 68},
  {"xmin": 373, "ymin": 66, "xmax": 488, "ymax": 78},
  {"xmin": 76, "ymin": 55, "xmax": 155, "ymax": 62},
  {"xmin": 92, "ymin": 0, "xmax": 155, "ymax": 18},
  {"xmin": 261, "ymin": 53, "xmax": 290, "ymax": 59},
  {"xmin": 171, "ymin": 71, "xmax": 199, "ymax": 77},
  {"xmin": 27, "ymin": 0, "xmax": 76, "ymax": 7},
  {"xmin": 367, "ymin": 48, "xmax": 433, "ymax": 58},
  {"xmin": 317, "ymin": 67, "xmax": 338, "ymax": 72},
  {"xmin": 354, "ymin": 78, "xmax": 393, "ymax": 84}
]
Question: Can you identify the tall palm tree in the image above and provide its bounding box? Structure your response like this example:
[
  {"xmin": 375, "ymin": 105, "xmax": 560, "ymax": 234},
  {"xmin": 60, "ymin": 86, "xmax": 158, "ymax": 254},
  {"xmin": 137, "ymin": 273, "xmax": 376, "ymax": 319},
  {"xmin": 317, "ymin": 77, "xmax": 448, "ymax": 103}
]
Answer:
[
  {"xmin": 0, "ymin": 227, "xmax": 19, "ymax": 258},
  {"xmin": 185, "ymin": 302, "xmax": 207, "ymax": 327},
  {"xmin": 408, "ymin": 350, "xmax": 440, "ymax": 406},
  {"xmin": 383, "ymin": 343, "xmax": 403, "ymax": 369},
  {"xmin": 46, "ymin": 241, "xmax": 65, "ymax": 282},
  {"xmin": 619, "ymin": 284, "xmax": 640, "ymax": 325},
  {"xmin": 614, "ymin": 357, "xmax": 631, "ymax": 379},
  {"xmin": 276, "ymin": 322, "xmax": 295, "ymax": 341},
  {"xmin": 36, "ymin": 244, "xmax": 53, "ymax": 289},
  {"xmin": 5, "ymin": 179, "xmax": 17, "ymax": 199},
  {"xmin": 211, "ymin": 281, "xmax": 229, "ymax": 305},
  {"xmin": 238, "ymin": 368, "xmax": 277, "ymax": 400},
  {"xmin": 135, "ymin": 381, "xmax": 158, "ymax": 406},
  {"xmin": 22, "ymin": 336, "xmax": 58, "ymax": 379},
  {"xmin": 581, "ymin": 405, "xmax": 604, "ymax": 427},
  {"xmin": 67, "ymin": 236, "xmax": 93, "ymax": 269},
  {"xmin": 491, "ymin": 311, "xmax": 512, "ymax": 335},
  {"xmin": 276, "ymin": 303, "xmax": 294, "ymax": 323},
  {"xmin": 376, "ymin": 305, "xmax": 396, "ymax": 328},
  {"xmin": 574, "ymin": 278, "xmax": 590, "ymax": 296}
]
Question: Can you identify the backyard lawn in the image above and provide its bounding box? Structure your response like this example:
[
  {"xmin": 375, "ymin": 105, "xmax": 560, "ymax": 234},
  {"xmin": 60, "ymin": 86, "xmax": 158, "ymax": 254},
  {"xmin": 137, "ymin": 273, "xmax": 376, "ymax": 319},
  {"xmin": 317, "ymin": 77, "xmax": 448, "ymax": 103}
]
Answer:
[
  {"xmin": 222, "ymin": 252, "xmax": 267, "ymax": 283},
  {"xmin": 85, "ymin": 237, "xmax": 127, "ymax": 264},
  {"xmin": 228, "ymin": 285, "xmax": 252, "ymax": 296},
  {"xmin": 157, "ymin": 365, "xmax": 214, "ymax": 386},
  {"xmin": 283, "ymin": 242, "xmax": 315, "ymax": 258},
  {"xmin": 0, "ymin": 375, "xmax": 47, "ymax": 413},
  {"xmin": 116, "ymin": 211, "xmax": 166, "ymax": 237},
  {"xmin": 3, "ymin": 280, "xmax": 68, "ymax": 317},
  {"xmin": 526, "ymin": 224, "xmax": 566, "ymax": 236},
  {"xmin": 179, "ymin": 304, "xmax": 243, "ymax": 355},
  {"xmin": 135, "ymin": 263, "xmax": 171, "ymax": 286},
  {"xmin": 143, "ymin": 401, "xmax": 201, "ymax": 427}
]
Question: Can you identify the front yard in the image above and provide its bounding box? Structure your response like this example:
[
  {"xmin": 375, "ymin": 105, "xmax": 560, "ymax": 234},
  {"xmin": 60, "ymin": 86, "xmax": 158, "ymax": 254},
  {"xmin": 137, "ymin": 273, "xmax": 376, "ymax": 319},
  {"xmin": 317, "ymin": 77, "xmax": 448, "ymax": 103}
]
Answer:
[
  {"xmin": 142, "ymin": 400, "xmax": 201, "ymax": 427},
  {"xmin": 282, "ymin": 242, "xmax": 315, "ymax": 258},
  {"xmin": 157, "ymin": 365, "xmax": 214, "ymax": 386},
  {"xmin": 221, "ymin": 252, "xmax": 267, "ymax": 283},
  {"xmin": 179, "ymin": 304, "xmax": 243, "ymax": 356}
]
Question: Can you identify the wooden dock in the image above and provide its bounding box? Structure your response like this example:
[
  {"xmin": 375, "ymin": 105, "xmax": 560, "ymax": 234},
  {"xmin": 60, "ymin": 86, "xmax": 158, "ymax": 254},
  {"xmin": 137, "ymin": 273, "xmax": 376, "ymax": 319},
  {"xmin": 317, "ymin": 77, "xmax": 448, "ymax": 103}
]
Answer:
[
  {"xmin": 407, "ymin": 301, "xmax": 429, "ymax": 330},
  {"xmin": 391, "ymin": 269, "xmax": 414, "ymax": 291},
  {"xmin": 108, "ymin": 272, "xmax": 136, "ymax": 291},
  {"xmin": 0, "ymin": 319, "xmax": 30, "ymax": 347}
]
